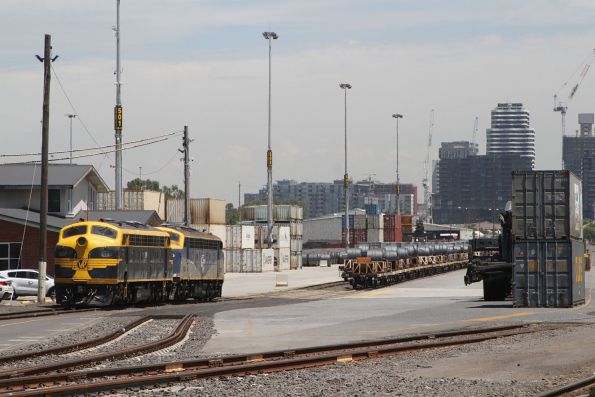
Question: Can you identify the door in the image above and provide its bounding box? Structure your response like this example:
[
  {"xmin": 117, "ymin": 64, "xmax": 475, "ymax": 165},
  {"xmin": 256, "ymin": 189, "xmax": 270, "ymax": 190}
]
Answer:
[
  {"xmin": 9, "ymin": 271, "xmax": 33, "ymax": 295},
  {"xmin": 25, "ymin": 272, "xmax": 39, "ymax": 295}
]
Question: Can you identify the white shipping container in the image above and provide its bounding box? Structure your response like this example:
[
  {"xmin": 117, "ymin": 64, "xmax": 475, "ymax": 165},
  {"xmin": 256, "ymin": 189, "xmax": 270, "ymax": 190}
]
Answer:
[
  {"xmin": 241, "ymin": 249, "xmax": 262, "ymax": 272},
  {"xmin": 275, "ymin": 248, "xmax": 291, "ymax": 271},
  {"xmin": 262, "ymin": 249, "xmax": 275, "ymax": 272},
  {"xmin": 302, "ymin": 215, "xmax": 342, "ymax": 243},
  {"xmin": 225, "ymin": 225, "xmax": 255, "ymax": 249},
  {"xmin": 242, "ymin": 205, "xmax": 303, "ymax": 222},
  {"xmin": 275, "ymin": 226, "xmax": 290, "ymax": 248},
  {"xmin": 290, "ymin": 238, "xmax": 303, "ymax": 252},
  {"xmin": 225, "ymin": 249, "xmax": 241, "ymax": 273},
  {"xmin": 290, "ymin": 221, "xmax": 303, "ymax": 237},
  {"xmin": 367, "ymin": 228, "xmax": 384, "ymax": 243}
]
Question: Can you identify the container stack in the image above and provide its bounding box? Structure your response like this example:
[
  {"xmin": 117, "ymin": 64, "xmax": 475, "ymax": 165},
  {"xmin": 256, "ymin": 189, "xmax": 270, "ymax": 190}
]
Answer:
[
  {"xmin": 240, "ymin": 205, "xmax": 303, "ymax": 270},
  {"xmin": 224, "ymin": 225, "xmax": 276, "ymax": 273},
  {"xmin": 511, "ymin": 170, "xmax": 586, "ymax": 308},
  {"xmin": 165, "ymin": 198, "xmax": 227, "ymax": 245},
  {"xmin": 366, "ymin": 213, "xmax": 384, "ymax": 243},
  {"xmin": 383, "ymin": 214, "xmax": 402, "ymax": 242},
  {"xmin": 341, "ymin": 213, "xmax": 367, "ymax": 247}
]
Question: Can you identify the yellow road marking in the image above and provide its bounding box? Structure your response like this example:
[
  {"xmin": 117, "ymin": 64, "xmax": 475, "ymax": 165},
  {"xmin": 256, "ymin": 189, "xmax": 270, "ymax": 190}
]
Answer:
[
  {"xmin": 462, "ymin": 312, "xmax": 534, "ymax": 323},
  {"xmin": 354, "ymin": 289, "xmax": 392, "ymax": 299}
]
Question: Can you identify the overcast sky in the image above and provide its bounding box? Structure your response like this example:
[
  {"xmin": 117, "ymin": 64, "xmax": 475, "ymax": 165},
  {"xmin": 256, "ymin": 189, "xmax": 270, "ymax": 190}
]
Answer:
[{"xmin": 2, "ymin": 0, "xmax": 595, "ymax": 204}]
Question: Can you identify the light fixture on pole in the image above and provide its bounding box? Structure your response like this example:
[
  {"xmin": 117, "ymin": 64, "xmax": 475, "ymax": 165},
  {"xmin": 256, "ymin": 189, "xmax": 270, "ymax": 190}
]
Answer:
[
  {"xmin": 263, "ymin": 31, "xmax": 278, "ymax": 249},
  {"xmin": 66, "ymin": 114, "xmax": 77, "ymax": 165},
  {"xmin": 340, "ymin": 83, "xmax": 352, "ymax": 249},
  {"xmin": 392, "ymin": 113, "xmax": 403, "ymax": 215}
]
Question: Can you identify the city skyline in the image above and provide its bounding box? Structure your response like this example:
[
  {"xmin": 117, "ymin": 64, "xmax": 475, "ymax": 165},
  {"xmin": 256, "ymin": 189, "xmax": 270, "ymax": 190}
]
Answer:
[{"xmin": 2, "ymin": 1, "xmax": 595, "ymax": 204}]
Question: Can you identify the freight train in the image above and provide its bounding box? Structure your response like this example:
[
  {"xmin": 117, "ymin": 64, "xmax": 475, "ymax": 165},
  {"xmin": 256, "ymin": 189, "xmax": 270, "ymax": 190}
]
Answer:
[
  {"xmin": 53, "ymin": 220, "xmax": 224, "ymax": 306},
  {"xmin": 339, "ymin": 242, "xmax": 469, "ymax": 289}
]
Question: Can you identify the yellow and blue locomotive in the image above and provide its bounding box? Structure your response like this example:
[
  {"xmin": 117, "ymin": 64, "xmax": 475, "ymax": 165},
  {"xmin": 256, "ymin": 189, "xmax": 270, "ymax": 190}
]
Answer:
[{"xmin": 54, "ymin": 220, "xmax": 223, "ymax": 306}]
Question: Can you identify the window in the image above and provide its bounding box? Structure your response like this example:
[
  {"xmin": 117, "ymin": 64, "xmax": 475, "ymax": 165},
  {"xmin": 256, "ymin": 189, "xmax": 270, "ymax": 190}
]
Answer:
[
  {"xmin": 49, "ymin": 189, "xmax": 61, "ymax": 213},
  {"xmin": 63, "ymin": 225, "xmax": 87, "ymax": 238},
  {"xmin": 91, "ymin": 226, "xmax": 118, "ymax": 239},
  {"xmin": 0, "ymin": 243, "xmax": 21, "ymax": 271}
]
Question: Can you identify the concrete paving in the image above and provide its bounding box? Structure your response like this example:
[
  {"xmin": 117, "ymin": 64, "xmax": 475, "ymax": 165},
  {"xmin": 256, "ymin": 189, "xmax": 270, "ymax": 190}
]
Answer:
[
  {"xmin": 202, "ymin": 269, "xmax": 594, "ymax": 355},
  {"xmin": 222, "ymin": 265, "xmax": 343, "ymax": 297}
]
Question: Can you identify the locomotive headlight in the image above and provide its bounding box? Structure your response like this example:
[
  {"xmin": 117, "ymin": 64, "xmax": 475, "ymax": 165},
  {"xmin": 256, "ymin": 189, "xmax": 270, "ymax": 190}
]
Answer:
[{"xmin": 77, "ymin": 237, "xmax": 88, "ymax": 246}]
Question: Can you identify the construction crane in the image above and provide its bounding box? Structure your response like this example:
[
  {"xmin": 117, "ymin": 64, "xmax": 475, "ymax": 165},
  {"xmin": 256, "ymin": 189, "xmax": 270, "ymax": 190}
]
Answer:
[
  {"xmin": 554, "ymin": 48, "xmax": 595, "ymax": 137},
  {"xmin": 471, "ymin": 116, "xmax": 479, "ymax": 151},
  {"xmin": 422, "ymin": 109, "xmax": 435, "ymax": 222}
]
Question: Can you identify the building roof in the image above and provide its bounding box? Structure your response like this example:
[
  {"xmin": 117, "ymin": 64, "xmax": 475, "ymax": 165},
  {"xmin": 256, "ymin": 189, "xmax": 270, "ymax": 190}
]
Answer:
[
  {"xmin": 0, "ymin": 208, "xmax": 73, "ymax": 232},
  {"xmin": 76, "ymin": 210, "xmax": 162, "ymax": 226},
  {"xmin": 0, "ymin": 164, "xmax": 110, "ymax": 192},
  {"xmin": 0, "ymin": 209, "xmax": 163, "ymax": 232}
]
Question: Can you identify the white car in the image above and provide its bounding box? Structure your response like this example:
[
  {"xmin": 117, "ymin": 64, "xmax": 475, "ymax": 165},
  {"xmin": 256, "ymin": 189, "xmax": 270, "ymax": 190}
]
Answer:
[
  {"xmin": 0, "ymin": 270, "xmax": 55, "ymax": 300},
  {"xmin": 0, "ymin": 275, "xmax": 14, "ymax": 301}
]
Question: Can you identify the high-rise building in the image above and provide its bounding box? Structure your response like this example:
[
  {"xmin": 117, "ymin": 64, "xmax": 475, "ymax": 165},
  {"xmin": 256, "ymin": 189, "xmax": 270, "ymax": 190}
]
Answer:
[
  {"xmin": 563, "ymin": 113, "xmax": 595, "ymax": 219},
  {"xmin": 486, "ymin": 103, "xmax": 535, "ymax": 167},
  {"xmin": 244, "ymin": 180, "xmax": 418, "ymax": 219}
]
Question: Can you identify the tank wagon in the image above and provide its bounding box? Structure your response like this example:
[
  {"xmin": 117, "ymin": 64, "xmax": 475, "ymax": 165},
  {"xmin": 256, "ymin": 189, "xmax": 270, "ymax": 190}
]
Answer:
[
  {"xmin": 54, "ymin": 220, "xmax": 223, "ymax": 306},
  {"xmin": 340, "ymin": 242, "xmax": 468, "ymax": 289}
]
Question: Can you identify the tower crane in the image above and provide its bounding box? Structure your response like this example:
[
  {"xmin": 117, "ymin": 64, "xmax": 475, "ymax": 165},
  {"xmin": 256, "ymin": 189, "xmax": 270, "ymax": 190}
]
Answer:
[
  {"xmin": 422, "ymin": 109, "xmax": 435, "ymax": 222},
  {"xmin": 553, "ymin": 48, "xmax": 595, "ymax": 137}
]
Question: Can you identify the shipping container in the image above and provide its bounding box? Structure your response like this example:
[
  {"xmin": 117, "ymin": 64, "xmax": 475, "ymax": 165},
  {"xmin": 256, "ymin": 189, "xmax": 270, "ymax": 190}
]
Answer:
[
  {"xmin": 401, "ymin": 215, "xmax": 414, "ymax": 225},
  {"xmin": 225, "ymin": 249, "xmax": 241, "ymax": 273},
  {"xmin": 365, "ymin": 204, "xmax": 382, "ymax": 215},
  {"xmin": 383, "ymin": 214, "xmax": 401, "ymax": 229},
  {"xmin": 275, "ymin": 248, "xmax": 291, "ymax": 271},
  {"xmin": 262, "ymin": 249, "xmax": 275, "ymax": 272},
  {"xmin": 366, "ymin": 214, "xmax": 384, "ymax": 229},
  {"xmin": 241, "ymin": 205, "xmax": 303, "ymax": 222},
  {"xmin": 512, "ymin": 170, "xmax": 583, "ymax": 240},
  {"xmin": 290, "ymin": 251, "xmax": 303, "ymax": 269},
  {"xmin": 367, "ymin": 228, "xmax": 384, "ymax": 243},
  {"xmin": 304, "ymin": 215, "xmax": 342, "ymax": 244},
  {"xmin": 384, "ymin": 228, "xmax": 403, "ymax": 243},
  {"xmin": 513, "ymin": 239, "xmax": 586, "ymax": 307},
  {"xmin": 225, "ymin": 225, "xmax": 255, "ymax": 249},
  {"xmin": 290, "ymin": 237, "xmax": 303, "ymax": 252},
  {"xmin": 290, "ymin": 221, "xmax": 303, "ymax": 237},
  {"xmin": 166, "ymin": 198, "xmax": 226, "ymax": 225}
]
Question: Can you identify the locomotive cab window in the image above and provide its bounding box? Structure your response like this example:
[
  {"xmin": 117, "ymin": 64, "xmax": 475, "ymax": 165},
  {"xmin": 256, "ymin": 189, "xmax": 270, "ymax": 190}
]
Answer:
[
  {"xmin": 63, "ymin": 225, "xmax": 87, "ymax": 238},
  {"xmin": 91, "ymin": 226, "xmax": 117, "ymax": 239}
]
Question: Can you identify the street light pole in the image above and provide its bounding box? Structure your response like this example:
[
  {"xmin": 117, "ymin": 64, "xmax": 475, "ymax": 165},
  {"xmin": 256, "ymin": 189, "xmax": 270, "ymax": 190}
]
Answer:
[
  {"xmin": 263, "ymin": 31, "xmax": 278, "ymax": 249},
  {"xmin": 66, "ymin": 114, "xmax": 77, "ymax": 165},
  {"xmin": 340, "ymin": 83, "xmax": 352, "ymax": 248},
  {"xmin": 392, "ymin": 113, "xmax": 403, "ymax": 215}
]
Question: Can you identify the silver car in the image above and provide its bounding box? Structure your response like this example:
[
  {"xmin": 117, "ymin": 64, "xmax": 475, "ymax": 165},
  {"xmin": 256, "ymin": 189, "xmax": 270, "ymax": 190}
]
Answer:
[
  {"xmin": 0, "ymin": 275, "xmax": 14, "ymax": 301},
  {"xmin": 0, "ymin": 270, "xmax": 55, "ymax": 299}
]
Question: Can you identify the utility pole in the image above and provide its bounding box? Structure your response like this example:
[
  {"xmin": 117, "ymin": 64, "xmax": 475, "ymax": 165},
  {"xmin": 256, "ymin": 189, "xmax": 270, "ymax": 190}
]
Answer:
[
  {"xmin": 392, "ymin": 113, "xmax": 403, "ymax": 215},
  {"xmin": 183, "ymin": 126, "xmax": 190, "ymax": 226},
  {"xmin": 114, "ymin": 0, "xmax": 123, "ymax": 210},
  {"xmin": 66, "ymin": 114, "xmax": 77, "ymax": 164},
  {"xmin": 238, "ymin": 181, "xmax": 242, "ymax": 222},
  {"xmin": 36, "ymin": 34, "xmax": 57, "ymax": 303},
  {"xmin": 340, "ymin": 83, "xmax": 351, "ymax": 248},
  {"xmin": 262, "ymin": 32, "xmax": 278, "ymax": 248}
]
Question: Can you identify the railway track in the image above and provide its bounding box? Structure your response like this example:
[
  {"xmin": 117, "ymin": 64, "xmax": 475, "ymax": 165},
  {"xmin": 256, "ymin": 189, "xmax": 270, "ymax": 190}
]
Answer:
[
  {"xmin": 0, "ymin": 322, "xmax": 579, "ymax": 396},
  {"xmin": 535, "ymin": 375, "xmax": 595, "ymax": 397},
  {"xmin": 0, "ymin": 314, "xmax": 194, "ymax": 380}
]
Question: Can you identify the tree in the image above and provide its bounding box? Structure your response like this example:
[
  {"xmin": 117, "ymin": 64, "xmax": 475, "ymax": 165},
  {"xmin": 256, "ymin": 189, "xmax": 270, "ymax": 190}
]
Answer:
[
  {"xmin": 161, "ymin": 185, "xmax": 185, "ymax": 200},
  {"xmin": 127, "ymin": 178, "xmax": 160, "ymax": 191},
  {"xmin": 584, "ymin": 223, "xmax": 595, "ymax": 240},
  {"xmin": 226, "ymin": 203, "xmax": 239, "ymax": 225}
]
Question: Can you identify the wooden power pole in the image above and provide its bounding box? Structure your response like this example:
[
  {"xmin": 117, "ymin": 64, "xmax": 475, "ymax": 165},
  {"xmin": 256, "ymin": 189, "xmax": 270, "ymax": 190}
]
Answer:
[{"xmin": 36, "ymin": 34, "xmax": 57, "ymax": 303}]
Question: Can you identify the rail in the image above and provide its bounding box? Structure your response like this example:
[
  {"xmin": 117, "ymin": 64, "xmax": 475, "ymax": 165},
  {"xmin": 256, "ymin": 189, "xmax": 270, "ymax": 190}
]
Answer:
[{"xmin": 0, "ymin": 322, "xmax": 579, "ymax": 396}]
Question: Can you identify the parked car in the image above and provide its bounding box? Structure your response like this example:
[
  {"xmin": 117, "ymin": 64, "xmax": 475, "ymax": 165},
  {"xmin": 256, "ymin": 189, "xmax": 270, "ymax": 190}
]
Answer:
[
  {"xmin": 0, "ymin": 270, "xmax": 55, "ymax": 300},
  {"xmin": 0, "ymin": 275, "xmax": 14, "ymax": 301}
]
